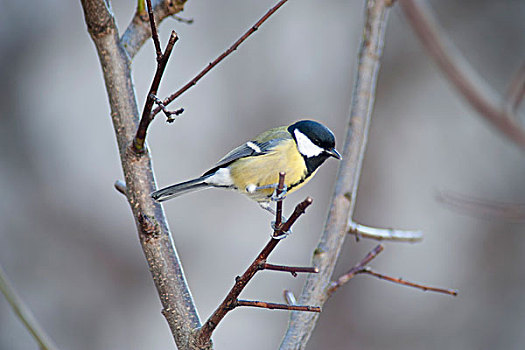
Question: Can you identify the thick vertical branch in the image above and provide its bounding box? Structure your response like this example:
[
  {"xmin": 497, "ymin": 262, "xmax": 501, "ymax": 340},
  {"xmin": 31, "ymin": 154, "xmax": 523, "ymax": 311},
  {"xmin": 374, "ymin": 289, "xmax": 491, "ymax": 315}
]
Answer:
[
  {"xmin": 280, "ymin": 0, "xmax": 392, "ymax": 348},
  {"xmin": 80, "ymin": 1, "xmax": 201, "ymax": 349}
]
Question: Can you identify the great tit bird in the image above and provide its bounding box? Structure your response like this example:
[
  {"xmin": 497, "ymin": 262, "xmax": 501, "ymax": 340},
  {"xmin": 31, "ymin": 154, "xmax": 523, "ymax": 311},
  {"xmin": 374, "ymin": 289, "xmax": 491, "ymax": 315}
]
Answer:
[{"xmin": 151, "ymin": 120, "xmax": 341, "ymax": 212}]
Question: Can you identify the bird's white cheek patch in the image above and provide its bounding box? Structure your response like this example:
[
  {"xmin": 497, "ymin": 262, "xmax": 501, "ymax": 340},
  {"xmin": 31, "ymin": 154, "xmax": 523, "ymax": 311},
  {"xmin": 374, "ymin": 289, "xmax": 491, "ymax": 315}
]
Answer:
[
  {"xmin": 206, "ymin": 168, "xmax": 233, "ymax": 186},
  {"xmin": 246, "ymin": 184, "xmax": 257, "ymax": 193},
  {"xmin": 294, "ymin": 129, "xmax": 324, "ymax": 157}
]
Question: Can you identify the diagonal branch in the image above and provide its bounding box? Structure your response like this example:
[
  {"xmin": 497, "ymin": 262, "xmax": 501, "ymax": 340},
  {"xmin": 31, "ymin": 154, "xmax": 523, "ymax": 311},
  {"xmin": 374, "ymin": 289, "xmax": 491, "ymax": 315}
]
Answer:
[
  {"xmin": 360, "ymin": 267, "xmax": 458, "ymax": 296},
  {"xmin": 145, "ymin": 0, "xmax": 163, "ymax": 60},
  {"xmin": 326, "ymin": 244, "xmax": 384, "ymax": 297},
  {"xmin": 280, "ymin": 1, "xmax": 393, "ymax": 348},
  {"xmin": 151, "ymin": 0, "xmax": 290, "ymax": 118},
  {"xmin": 0, "ymin": 264, "xmax": 59, "ymax": 350},
  {"xmin": 399, "ymin": 0, "xmax": 525, "ymax": 148},
  {"xmin": 121, "ymin": 0, "xmax": 187, "ymax": 59},
  {"xmin": 133, "ymin": 30, "xmax": 178, "ymax": 152},
  {"xmin": 505, "ymin": 62, "xmax": 525, "ymax": 114},
  {"xmin": 326, "ymin": 245, "xmax": 457, "ymax": 297},
  {"xmin": 193, "ymin": 173, "xmax": 314, "ymax": 348},
  {"xmin": 80, "ymin": 1, "xmax": 200, "ymax": 348},
  {"xmin": 437, "ymin": 191, "xmax": 525, "ymax": 222}
]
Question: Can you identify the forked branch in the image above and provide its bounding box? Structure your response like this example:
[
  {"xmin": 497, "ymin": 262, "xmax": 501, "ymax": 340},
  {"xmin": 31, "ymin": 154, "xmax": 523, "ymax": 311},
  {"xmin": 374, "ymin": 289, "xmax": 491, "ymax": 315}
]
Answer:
[
  {"xmin": 133, "ymin": 0, "xmax": 179, "ymax": 152},
  {"xmin": 281, "ymin": 1, "xmax": 393, "ymax": 347},
  {"xmin": 151, "ymin": 0, "xmax": 290, "ymax": 117},
  {"xmin": 327, "ymin": 244, "xmax": 457, "ymax": 297},
  {"xmin": 193, "ymin": 173, "xmax": 317, "ymax": 347}
]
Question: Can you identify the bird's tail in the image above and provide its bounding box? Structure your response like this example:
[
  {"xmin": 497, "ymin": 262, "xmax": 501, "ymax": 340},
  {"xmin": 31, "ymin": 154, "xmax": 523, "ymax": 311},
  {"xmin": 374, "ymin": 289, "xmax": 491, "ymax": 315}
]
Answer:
[{"xmin": 151, "ymin": 175, "xmax": 213, "ymax": 202}]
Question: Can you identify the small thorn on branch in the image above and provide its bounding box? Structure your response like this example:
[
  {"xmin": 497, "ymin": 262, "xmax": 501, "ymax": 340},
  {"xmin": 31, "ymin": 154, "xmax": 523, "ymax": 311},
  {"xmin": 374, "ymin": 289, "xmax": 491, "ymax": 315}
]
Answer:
[
  {"xmin": 261, "ymin": 263, "xmax": 318, "ymax": 277},
  {"xmin": 348, "ymin": 221, "xmax": 423, "ymax": 242},
  {"xmin": 114, "ymin": 180, "xmax": 127, "ymax": 196},
  {"xmin": 359, "ymin": 267, "xmax": 458, "ymax": 296},
  {"xmin": 236, "ymin": 300, "xmax": 321, "ymax": 313}
]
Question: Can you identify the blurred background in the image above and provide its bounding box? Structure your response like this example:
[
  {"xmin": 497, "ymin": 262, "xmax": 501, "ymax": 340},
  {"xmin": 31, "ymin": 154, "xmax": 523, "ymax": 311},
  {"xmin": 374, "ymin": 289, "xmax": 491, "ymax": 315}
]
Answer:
[{"xmin": 1, "ymin": 0, "xmax": 524, "ymax": 349}]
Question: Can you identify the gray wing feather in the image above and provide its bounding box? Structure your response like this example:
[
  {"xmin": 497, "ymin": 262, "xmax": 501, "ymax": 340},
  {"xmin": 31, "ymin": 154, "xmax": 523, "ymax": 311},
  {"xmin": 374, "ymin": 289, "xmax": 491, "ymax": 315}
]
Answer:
[{"xmin": 202, "ymin": 139, "xmax": 284, "ymax": 176}]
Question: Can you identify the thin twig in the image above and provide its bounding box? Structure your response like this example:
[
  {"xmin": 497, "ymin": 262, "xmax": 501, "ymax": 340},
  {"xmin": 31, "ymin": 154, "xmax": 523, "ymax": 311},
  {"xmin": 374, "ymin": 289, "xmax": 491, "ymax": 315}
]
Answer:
[
  {"xmin": 121, "ymin": 0, "xmax": 187, "ymax": 59},
  {"xmin": 145, "ymin": 0, "xmax": 162, "ymax": 60},
  {"xmin": 437, "ymin": 191, "xmax": 525, "ymax": 222},
  {"xmin": 236, "ymin": 300, "xmax": 321, "ymax": 313},
  {"xmin": 114, "ymin": 180, "xmax": 127, "ymax": 196},
  {"xmin": 151, "ymin": 0, "xmax": 290, "ymax": 117},
  {"xmin": 399, "ymin": 0, "xmax": 525, "ymax": 148},
  {"xmin": 261, "ymin": 263, "xmax": 319, "ymax": 277},
  {"xmin": 348, "ymin": 221, "xmax": 423, "ymax": 242},
  {"xmin": 274, "ymin": 172, "xmax": 286, "ymax": 230},
  {"xmin": 281, "ymin": 1, "xmax": 393, "ymax": 348},
  {"xmin": 133, "ymin": 31, "xmax": 178, "ymax": 152},
  {"xmin": 0, "ymin": 265, "xmax": 59, "ymax": 350},
  {"xmin": 360, "ymin": 267, "xmax": 458, "ymax": 296},
  {"xmin": 194, "ymin": 174, "xmax": 314, "ymax": 347},
  {"xmin": 326, "ymin": 244, "xmax": 384, "ymax": 297}
]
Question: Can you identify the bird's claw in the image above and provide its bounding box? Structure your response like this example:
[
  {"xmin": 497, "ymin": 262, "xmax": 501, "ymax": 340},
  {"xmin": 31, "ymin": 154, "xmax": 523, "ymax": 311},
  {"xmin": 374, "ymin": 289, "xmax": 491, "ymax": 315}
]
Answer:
[
  {"xmin": 270, "ymin": 185, "xmax": 288, "ymax": 202},
  {"xmin": 271, "ymin": 221, "xmax": 292, "ymax": 239}
]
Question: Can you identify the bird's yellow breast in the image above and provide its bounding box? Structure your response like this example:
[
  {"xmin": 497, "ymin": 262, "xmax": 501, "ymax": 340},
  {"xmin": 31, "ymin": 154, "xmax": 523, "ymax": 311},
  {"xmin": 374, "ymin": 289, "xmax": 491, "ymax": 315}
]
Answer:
[{"xmin": 228, "ymin": 139, "xmax": 314, "ymax": 202}]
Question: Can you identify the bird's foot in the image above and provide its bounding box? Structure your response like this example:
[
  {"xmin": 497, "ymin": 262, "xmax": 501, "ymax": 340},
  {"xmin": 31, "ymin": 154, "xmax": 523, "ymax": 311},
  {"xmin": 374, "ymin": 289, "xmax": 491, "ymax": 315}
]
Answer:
[{"xmin": 271, "ymin": 221, "xmax": 292, "ymax": 240}]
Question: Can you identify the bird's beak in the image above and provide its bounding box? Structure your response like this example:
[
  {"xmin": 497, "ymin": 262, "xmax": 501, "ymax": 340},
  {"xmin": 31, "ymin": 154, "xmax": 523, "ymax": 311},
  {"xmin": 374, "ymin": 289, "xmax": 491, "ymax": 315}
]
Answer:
[{"xmin": 326, "ymin": 148, "xmax": 342, "ymax": 160}]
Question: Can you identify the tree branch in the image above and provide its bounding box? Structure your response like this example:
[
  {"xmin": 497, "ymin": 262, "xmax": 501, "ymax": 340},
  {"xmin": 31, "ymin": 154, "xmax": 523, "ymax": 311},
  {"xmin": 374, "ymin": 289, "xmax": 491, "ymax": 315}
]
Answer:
[
  {"xmin": 236, "ymin": 300, "xmax": 321, "ymax": 313},
  {"xmin": 151, "ymin": 0, "xmax": 290, "ymax": 118},
  {"xmin": 280, "ymin": 1, "xmax": 393, "ymax": 348},
  {"xmin": 193, "ymin": 174, "xmax": 315, "ymax": 348},
  {"xmin": 399, "ymin": 0, "xmax": 525, "ymax": 148},
  {"xmin": 505, "ymin": 61, "xmax": 525, "ymax": 114},
  {"xmin": 145, "ymin": 0, "xmax": 163, "ymax": 60},
  {"xmin": 261, "ymin": 263, "xmax": 318, "ymax": 277},
  {"xmin": 360, "ymin": 268, "xmax": 458, "ymax": 296},
  {"xmin": 348, "ymin": 221, "xmax": 423, "ymax": 242},
  {"xmin": 133, "ymin": 29, "xmax": 178, "ymax": 153},
  {"xmin": 326, "ymin": 244, "xmax": 384, "ymax": 297},
  {"xmin": 0, "ymin": 265, "xmax": 59, "ymax": 350},
  {"xmin": 121, "ymin": 0, "xmax": 187, "ymax": 59},
  {"xmin": 437, "ymin": 191, "xmax": 525, "ymax": 222},
  {"xmin": 80, "ymin": 1, "xmax": 201, "ymax": 348}
]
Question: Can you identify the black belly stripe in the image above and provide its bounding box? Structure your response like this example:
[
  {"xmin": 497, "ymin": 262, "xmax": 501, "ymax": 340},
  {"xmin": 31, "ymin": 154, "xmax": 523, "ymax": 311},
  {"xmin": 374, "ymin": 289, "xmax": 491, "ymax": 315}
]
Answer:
[{"xmin": 264, "ymin": 174, "xmax": 311, "ymax": 199}]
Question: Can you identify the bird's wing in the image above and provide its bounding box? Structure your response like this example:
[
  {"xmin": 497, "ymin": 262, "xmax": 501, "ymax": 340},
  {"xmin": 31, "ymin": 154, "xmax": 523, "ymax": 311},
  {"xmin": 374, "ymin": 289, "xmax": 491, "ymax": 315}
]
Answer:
[{"xmin": 202, "ymin": 137, "xmax": 287, "ymax": 176}]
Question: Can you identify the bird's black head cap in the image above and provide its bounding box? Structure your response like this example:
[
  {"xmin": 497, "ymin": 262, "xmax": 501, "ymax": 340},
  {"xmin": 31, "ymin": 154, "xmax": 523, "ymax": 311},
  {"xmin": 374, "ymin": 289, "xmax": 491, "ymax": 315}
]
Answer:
[
  {"xmin": 288, "ymin": 120, "xmax": 341, "ymax": 175},
  {"xmin": 288, "ymin": 120, "xmax": 336, "ymax": 150}
]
